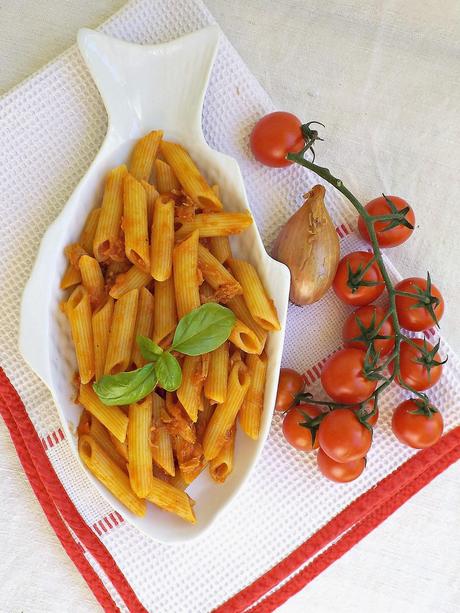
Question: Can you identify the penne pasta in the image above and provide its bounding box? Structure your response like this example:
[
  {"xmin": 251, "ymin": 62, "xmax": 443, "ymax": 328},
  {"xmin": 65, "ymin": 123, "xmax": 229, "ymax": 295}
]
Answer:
[
  {"xmin": 153, "ymin": 277, "xmax": 177, "ymax": 344},
  {"xmin": 169, "ymin": 471, "xmax": 188, "ymax": 491},
  {"xmin": 209, "ymin": 236, "xmax": 232, "ymax": 263},
  {"xmin": 160, "ymin": 140, "xmax": 223, "ymax": 211},
  {"xmin": 79, "ymin": 255, "xmax": 106, "ymax": 310},
  {"xmin": 79, "ymin": 435, "xmax": 146, "ymax": 516},
  {"xmin": 110, "ymin": 432, "xmax": 129, "ymax": 461},
  {"xmin": 93, "ymin": 165, "xmax": 127, "ymax": 262},
  {"xmin": 154, "ymin": 159, "xmax": 180, "ymax": 192},
  {"xmin": 60, "ymin": 264, "xmax": 82, "ymax": 290},
  {"xmin": 197, "ymin": 243, "xmax": 242, "ymax": 303},
  {"xmin": 176, "ymin": 355, "xmax": 205, "ymax": 422},
  {"xmin": 104, "ymin": 288, "xmax": 139, "ymax": 374},
  {"xmin": 209, "ymin": 425, "xmax": 235, "ymax": 483},
  {"xmin": 150, "ymin": 195, "xmax": 175, "ymax": 281},
  {"xmin": 92, "ymin": 296, "xmax": 114, "ymax": 381},
  {"xmin": 129, "ymin": 130, "xmax": 163, "ymax": 181},
  {"xmin": 78, "ymin": 384, "xmax": 128, "ymax": 442},
  {"xmin": 150, "ymin": 392, "xmax": 175, "ymax": 476},
  {"xmin": 80, "ymin": 207, "xmax": 101, "ymax": 256},
  {"xmin": 141, "ymin": 180, "xmax": 159, "ymax": 229},
  {"xmin": 174, "ymin": 435, "xmax": 204, "ymax": 485},
  {"xmin": 164, "ymin": 393, "xmax": 196, "ymax": 444},
  {"xmin": 239, "ymin": 352, "xmax": 268, "ymax": 440},
  {"xmin": 199, "ymin": 281, "xmax": 217, "ymax": 304},
  {"xmin": 229, "ymin": 319, "xmax": 261, "ymax": 354},
  {"xmin": 78, "ymin": 411, "xmax": 127, "ymax": 472},
  {"xmin": 66, "ymin": 285, "xmax": 95, "ymax": 384},
  {"xmin": 175, "ymin": 212, "xmax": 252, "ymax": 241},
  {"xmin": 228, "ymin": 258, "xmax": 281, "ymax": 331},
  {"xmin": 128, "ymin": 395, "xmax": 154, "ymax": 498},
  {"xmin": 123, "ymin": 173, "xmax": 150, "ymax": 272},
  {"xmin": 204, "ymin": 341, "xmax": 229, "ymax": 404},
  {"xmin": 203, "ymin": 361, "xmax": 251, "ymax": 460},
  {"xmin": 131, "ymin": 287, "xmax": 154, "ymax": 368},
  {"xmin": 196, "ymin": 397, "xmax": 215, "ymax": 442},
  {"xmin": 109, "ymin": 265, "xmax": 151, "ymax": 300},
  {"xmin": 172, "ymin": 229, "xmax": 201, "ymax": 318},
  {"xmin": 226, "ymin": 294, "xmax": 267, "ymax": 353},
  {"xmin": 146, "ymin": 476, "xmax": 196, "ymax": 523}
]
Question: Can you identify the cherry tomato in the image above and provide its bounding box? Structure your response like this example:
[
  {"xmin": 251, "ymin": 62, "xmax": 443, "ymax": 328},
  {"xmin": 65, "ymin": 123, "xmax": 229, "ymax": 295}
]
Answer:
[
  {"xmin": 392, "ymin": 399, "xmax": 443, "ymax": 448},
  {"xmin": 394, "ymin": 338, "xmax": 444, "ymax": 391},
  {"xmin": 317, "ymin": 448, "xmax": 366, "ymax": 483},
  {"xmin": 321, "ymin": 348, "xmax": 377, "ymax": 403},
  {"xmin": 282, "ymin": 404, "xmax": 321, "ymax": 451},
  {"xmin": 351, "ymin": 399, "xmax": 379, "ymax": 427},
  {"xmin": 343, "ymin": 305, "xmax": 395, "ymax": 356},
  {"xmin": 395, "ymin": 277, "xmax": 444, "ymax": 331},
  {"xmin": 275, "ymin": 368, "xmax": 305, "ymax": 411},
  {"xmin": 358, "ymin": 195, "xmax": 415, "ymax": 247},
  {"xmin": 333, "ymin": 251, "xmax": 384, "ymax": 306},
  {"xmin": 250, "ymin": 112, "xmax": 304, "ymax": 167},
  {"xmin": 318, "ymin": 408, "xmax": 372, "ymax": 462}
]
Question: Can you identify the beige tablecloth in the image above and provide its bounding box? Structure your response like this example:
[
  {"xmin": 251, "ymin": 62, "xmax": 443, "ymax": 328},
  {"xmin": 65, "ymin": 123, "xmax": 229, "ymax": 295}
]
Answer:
[{"xmin": 0, "ymin": 1, "xmax": 459, "ymax": 612}]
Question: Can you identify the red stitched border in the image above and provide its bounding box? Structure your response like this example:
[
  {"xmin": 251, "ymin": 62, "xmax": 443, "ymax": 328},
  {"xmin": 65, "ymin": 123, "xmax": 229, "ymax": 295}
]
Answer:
[
  {"xmin": 0, "ymin": 369, "xmax": 148, "ymax": 613},
  {"xmin": 215, "ymin": 425, "xmax": 460, "ymax": 612}
]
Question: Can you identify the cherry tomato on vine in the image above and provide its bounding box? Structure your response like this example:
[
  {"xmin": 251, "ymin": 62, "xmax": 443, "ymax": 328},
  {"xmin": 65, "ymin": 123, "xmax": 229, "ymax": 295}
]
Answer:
[
  {"xmin": 317, "ymin": 448, "xmax": 366, "ymax": 483},
  {"xmin": 392, "ymin": 399, "xmax": 443, "ymax": 448},
  {"xmin": 250, "ymin": 112, "xmax": 304, "ymax": 167},
  {"xmin": 318, "ymin": 408, "xmax": 372, "ymax": 463},
  {"xmin": 395, "ymin": 277, "xmax": 444, "ymax": 331},
  {"xmin": 282, "ymin": 404, "xmax": 321, "ymax": 451},
  {"xmin": 358, "ymin": 195, "xmax": 415, "ymax": 247},
  {"xmin": 275, "ymin": 368, "xmax": 305, "ymax": 411},
  {"xmin": 343, "ymin": 305, "xmax": 395, "ymax": 356},
  {"xmin": 393, "ymin": 338, "xmax": 444, "ymax": 391},
  {"xmin": 321, "ymin": 348, "xmax": 377, "ymax": 403},
  {"xmin": 333, "ymin": 251, "xmax": 384, "ymax": 306}
]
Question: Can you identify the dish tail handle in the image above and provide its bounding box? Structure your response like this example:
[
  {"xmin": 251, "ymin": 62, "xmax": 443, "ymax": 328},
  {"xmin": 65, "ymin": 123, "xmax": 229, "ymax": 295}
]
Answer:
[{"xmin": 77, "ymin": 26, "xmax": 220, "ymax": 140}]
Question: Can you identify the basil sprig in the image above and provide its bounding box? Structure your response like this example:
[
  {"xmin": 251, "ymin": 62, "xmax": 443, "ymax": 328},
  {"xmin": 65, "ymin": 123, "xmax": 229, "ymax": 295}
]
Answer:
[{"xmin": 92, "ymin": 303, "xmax": 235, "ymax": 406}]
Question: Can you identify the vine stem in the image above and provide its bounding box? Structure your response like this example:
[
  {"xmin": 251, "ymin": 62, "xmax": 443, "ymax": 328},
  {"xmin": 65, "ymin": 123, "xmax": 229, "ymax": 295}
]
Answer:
[{"xmin": 286, "ymin": 151, "xmax": 428, "ymax": 404}]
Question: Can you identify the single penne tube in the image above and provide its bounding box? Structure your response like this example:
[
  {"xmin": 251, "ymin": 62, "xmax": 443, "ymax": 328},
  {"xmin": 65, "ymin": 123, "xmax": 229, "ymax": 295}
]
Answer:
[
  {"xmin": 175, "ymin": 212, "xmax": 252, "ymax": 241},
  {"xmin": 123, "ymin": 173, "xmax": 150, "ymax": 272},
  {"xmin": 153, "ymin": 277, "xmax": 177, "ymax": 344},
  {"xmin": 92, "ymin": 296, "xmax": 114, "ymax": 381},
  {"xmin": 104, "ymin": 288, "xmax": 139, "ymax": 375},
  {"xmin": 226, "ymin": 294, "xmax": 267, "ymax": 353},
  {"xmin": 146, "ymin": 476, "xmax": 196, "ymax": 523},
  {"xmin": 79, "ymin": 411, "xmax": 127, "ymax": 472},
  {"xmin": 209, "ymin": 236, "xmax": 232, "ymax": 263},
  {"xmin": 209, "ymin": 425, "xmax": 235, "ymax": 483},
  {"xmin": 110, "ymin": 432, "xmax": 129, "ymax": 461},
  {"xmin": 109, "ymin": 265, "xmax": 151, "ymax": 300},
  {"xmin": 197, "ymin": 243, "xmax": 242, "ymax": 302},
  {"xmin": 150, "ymin": 392, "xmax": 175, "ymax": 476},
  {"xmin": 204, "ymin": 341, "xmax": 229, "ymax": 404},
  {"xmin": 61, "ymin": 264, "xmax": 82, "ymax": 289},
  {"xmin": 93, "ymin": 165, "xmax": 127, "ymax": 262},
  {"xmin": 196, "ymin": 397, "xmax": 215, "ymax": 442},
  {"xmin": 66, "ymin": 286, "xmax": 95, "ymax": 384},
  {"xmin": 150, "ymin": 195, "xmax": 175, "ymax": 281},
  {"xmin": 78, "ymin": 434, "xmax": 145, "ymax": 516},
  {"xmin": 172, "ymin": 229, "xmax": 201, "ymax": 318},
  {"xmin": 80, "ymin": 207, "xmax": 101, "ymax": 255},
  {"xmin": 128, "ymin": 395, "xmax": 154, "ymax": 498},
  {"xmin": 169, "ymin": 471, "xmax": 188, "ymax": 491},
  {"xmin": 228, "ymin": 258, "xmax": 281, "ymax": 331},
  {"xmin": 129, "ymin": 130, "xmax": 163, "ymax": 181},
  {"xmin": 78, "ymin": 384, "xmax": 128, "ymax": 442},
  {"xmin": 79, "ymin": 255, "xmax": 106, "ymax": 310},
  {"xmin": 160, "ymin": 140, "xmax": 222, "ymax": 211},
  {"xmin": 154, "ymin": 159, "xmax": 180, "ymax": 192},
  {"xmin": 239, "ymin": 352, "xmax": 268, "ymax": 440},
  {"xmin": 203, "ymin": 361, "xmax": 251, "ymax": 460},
  {"xmin": 229, "ymin": 319, "xmax": 262, "ymax": 354},
  {"xmin": 130, "ymin": 287, "xmax": 154, "ymax": 368},
  {"xmin": 141, "ymin": 180, "xmax": 159, "ymax": 229},
  {"xmin": 176, "ymin": 355, "xmax": 204, "ymax": 422}
]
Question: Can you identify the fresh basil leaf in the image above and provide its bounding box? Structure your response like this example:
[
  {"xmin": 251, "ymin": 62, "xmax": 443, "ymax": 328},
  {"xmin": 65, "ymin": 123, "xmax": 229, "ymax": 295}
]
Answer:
[
  {"xmin": 136, "ymin": 335, "xmax": 163, "ymax": 362},
  {"xmin": 93, "ymin": 363, "xmax": 157, "ymax": 406},
  {"xmin": 171, "ymin": 303, "xmax": 236, "ymax": 356},
  {"xmin": 155, "ymin": 352, "xmax": 182, "ymax": 392}
]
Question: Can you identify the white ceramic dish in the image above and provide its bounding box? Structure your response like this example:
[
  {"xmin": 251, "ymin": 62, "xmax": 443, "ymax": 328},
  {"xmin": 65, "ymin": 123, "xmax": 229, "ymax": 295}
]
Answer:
[{"xmin": 19, "ymin": 26, "xmax": 290, "ymax": 542}]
